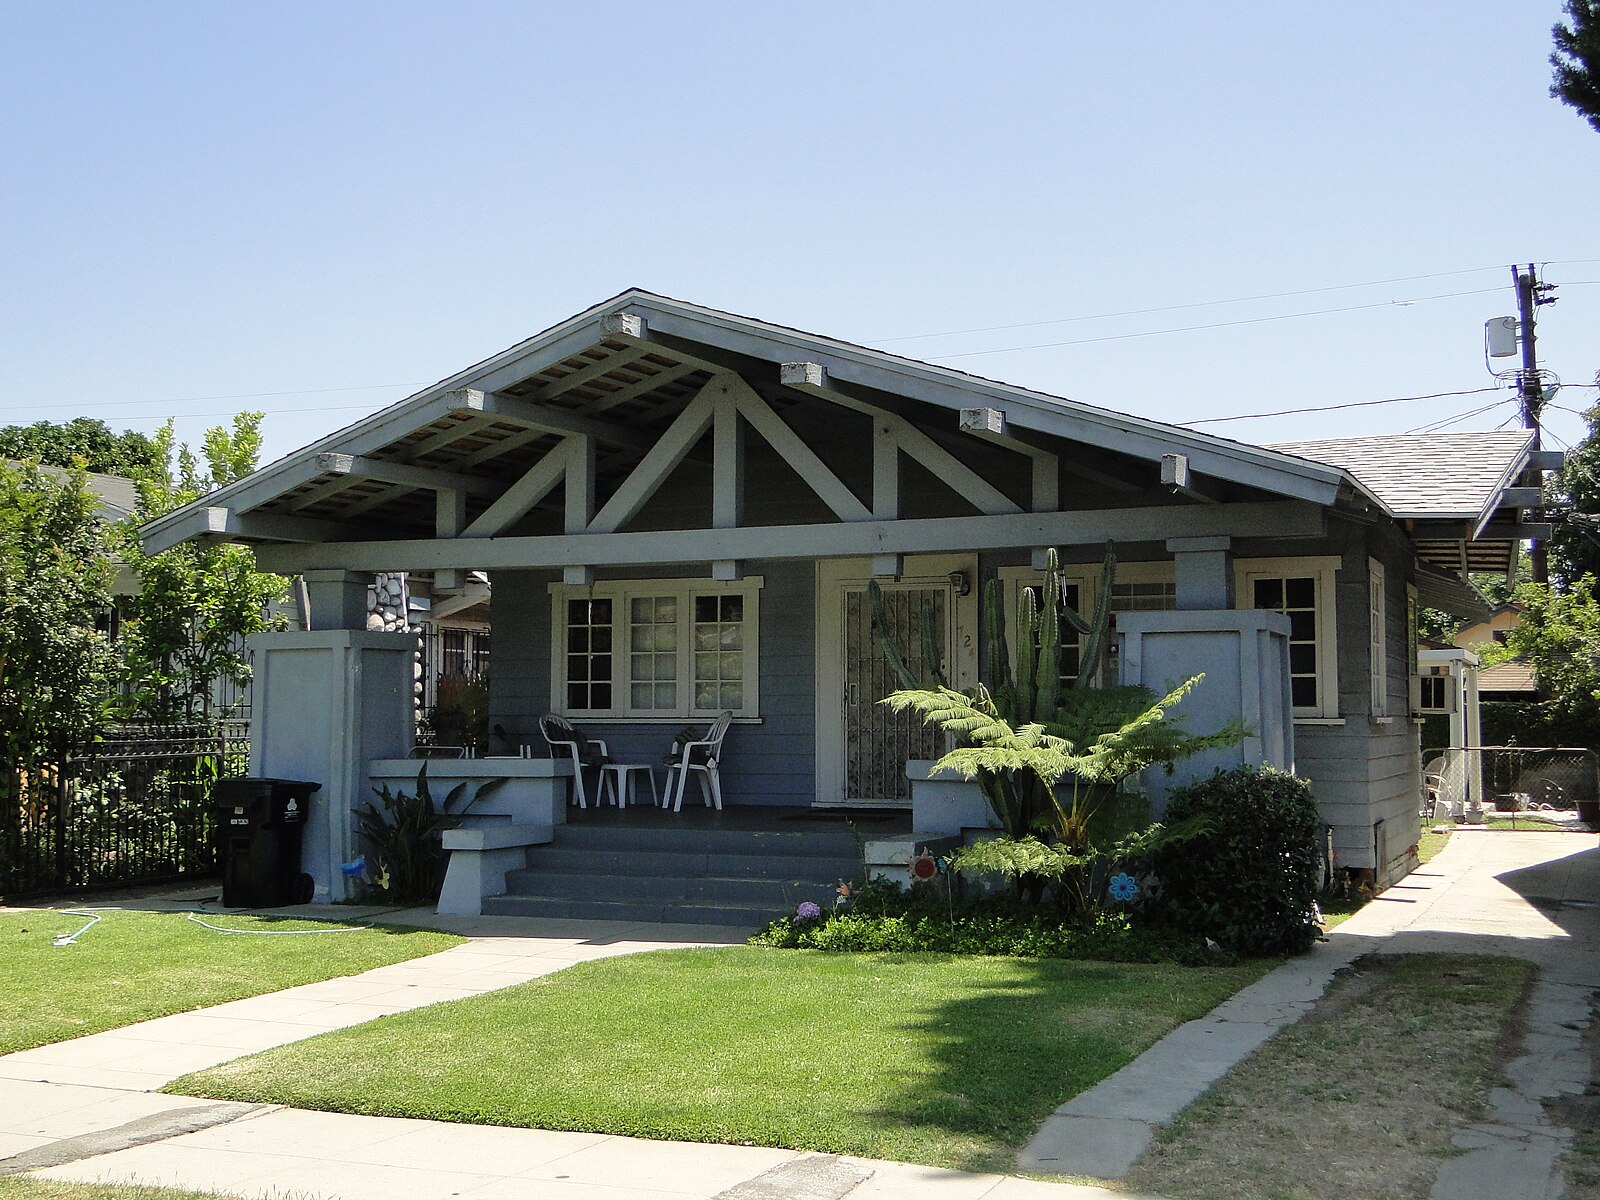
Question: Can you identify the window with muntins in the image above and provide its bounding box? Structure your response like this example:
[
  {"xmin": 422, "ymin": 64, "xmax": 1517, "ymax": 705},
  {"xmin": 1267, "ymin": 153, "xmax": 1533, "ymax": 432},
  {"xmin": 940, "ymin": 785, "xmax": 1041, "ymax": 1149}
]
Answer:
[
  {"xmin": 1235, "ymin": 556, "xmax": 1340, "ymax": 719},
  {"xmin": 553, "ymin": 580, "xmax": 760, "ymax": 719},
  {"xmin": 1250, "ymin": 575, "xmax": 1320, "ymax": 710}
]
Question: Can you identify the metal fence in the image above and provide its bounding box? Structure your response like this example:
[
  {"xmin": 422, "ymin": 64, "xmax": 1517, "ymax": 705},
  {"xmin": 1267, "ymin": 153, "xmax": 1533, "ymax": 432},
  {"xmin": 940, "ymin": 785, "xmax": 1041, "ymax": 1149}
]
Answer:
[
  {"xmin": 0, "ymin": 721, "xmax": 250, "ymax": 900},
  {"xmin": 1422, "ymin": 745, "xmax": 1599, "ymax": 821}
]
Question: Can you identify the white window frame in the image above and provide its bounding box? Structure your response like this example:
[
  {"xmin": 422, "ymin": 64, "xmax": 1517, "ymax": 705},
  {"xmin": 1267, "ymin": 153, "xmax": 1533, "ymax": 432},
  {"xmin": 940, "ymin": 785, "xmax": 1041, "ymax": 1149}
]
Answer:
[
  {"xmin": 1368, "ymin": 557, "xmax": 1388, "ymax": 718},
  {"xmin": 997, "ymin": 561, "xmax": 1176, "ymax": 687},
  {"xmin": 1234, "ymin": 556, "xmax": 1341, "ymax": 720},
  {"xmin": 548, "ymin": 576, "xmax": 763, "ymax": 721}
]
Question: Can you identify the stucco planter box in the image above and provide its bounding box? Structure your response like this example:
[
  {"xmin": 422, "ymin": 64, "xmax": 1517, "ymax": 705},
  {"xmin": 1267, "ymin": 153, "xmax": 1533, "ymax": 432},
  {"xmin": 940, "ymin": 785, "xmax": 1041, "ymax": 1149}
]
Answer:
[{"xmin": 907, "ymin": 758, "xmax": 999, "ymax": 836}]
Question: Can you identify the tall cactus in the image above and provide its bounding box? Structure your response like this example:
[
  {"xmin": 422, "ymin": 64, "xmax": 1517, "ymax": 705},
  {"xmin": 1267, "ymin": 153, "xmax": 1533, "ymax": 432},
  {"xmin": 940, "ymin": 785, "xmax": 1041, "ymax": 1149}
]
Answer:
[{"xmin": 872, "ymin": 540, "xmax": 1118, "ymax": 717}]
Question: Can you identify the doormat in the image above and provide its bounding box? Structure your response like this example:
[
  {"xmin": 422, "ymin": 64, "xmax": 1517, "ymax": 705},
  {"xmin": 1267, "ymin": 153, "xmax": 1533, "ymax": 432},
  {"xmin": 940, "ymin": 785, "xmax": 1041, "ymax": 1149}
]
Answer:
[{"xmin": 779, "ymin": 810, "xmax": 902, "ymax": 823}]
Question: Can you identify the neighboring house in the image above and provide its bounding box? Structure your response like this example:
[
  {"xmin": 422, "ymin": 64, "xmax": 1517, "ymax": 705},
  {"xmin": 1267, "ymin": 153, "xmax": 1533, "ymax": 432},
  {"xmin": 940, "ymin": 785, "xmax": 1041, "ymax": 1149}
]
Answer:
[
  {"xmin": 1477, "ymin": 659, "xmax": 1539, "ymax": 702},
  {"xmin": 1454, "ymin": 602, "xmax": 1525, "ymax": 650},
  {"xmin": 138, "ymin": 291, "xmax": 1550, "ymax": 898}
]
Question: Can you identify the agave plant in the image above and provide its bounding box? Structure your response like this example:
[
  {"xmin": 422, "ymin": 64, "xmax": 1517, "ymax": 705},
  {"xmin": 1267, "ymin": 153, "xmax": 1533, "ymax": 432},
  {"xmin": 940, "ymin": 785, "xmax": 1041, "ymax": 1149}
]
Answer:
[{"xmin": 355, "ymin": 764, "xmax": 507, "ymax": 904}]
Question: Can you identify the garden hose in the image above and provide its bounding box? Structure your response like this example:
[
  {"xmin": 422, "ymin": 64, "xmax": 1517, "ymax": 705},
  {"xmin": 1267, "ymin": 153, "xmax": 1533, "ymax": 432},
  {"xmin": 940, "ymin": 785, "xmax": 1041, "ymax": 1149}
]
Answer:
[{"xmin": 47, "ymin": 906, "xmax": 373, "ymax": 946}]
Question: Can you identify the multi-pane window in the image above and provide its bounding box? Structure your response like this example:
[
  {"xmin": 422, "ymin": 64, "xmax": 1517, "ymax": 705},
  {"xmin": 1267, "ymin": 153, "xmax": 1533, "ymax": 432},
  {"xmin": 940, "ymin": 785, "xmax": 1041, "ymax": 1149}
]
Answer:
[
  {"xmin": 1250, "ymin": 575, "xmax": 1320, "ymax": 711},
  {"xmin": 554, "ymin": 581, "xmax": 760, "ymax": 718},
  {"xmin": 694, "ymin": 594, "xmax": 745, "ymax": 711},
  {"xmin": 1005, "ymin": 569, "xmax": 1177, "ymax": 688},
  {"xmin": 565, "ymin": 597, "xmax": 614, "ymax": 711},
  {"xmin": 629, "ymin": 596, "xmax": 679, "ymax": 711}
]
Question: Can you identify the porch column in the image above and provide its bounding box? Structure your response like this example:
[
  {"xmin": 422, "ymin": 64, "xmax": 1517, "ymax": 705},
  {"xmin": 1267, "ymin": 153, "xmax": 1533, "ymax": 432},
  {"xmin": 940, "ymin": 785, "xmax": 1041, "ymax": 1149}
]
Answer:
[
  {"xmin": 303, "ymin": 569, "xmax": 373, "ymax": 631},
  {"xmin": 1167, "ymin": 536, "xmax": 1234, "ymax": 610},
  {"xmin": 247, "ymin": 628, "xmax": 416, "ymax": 903}
]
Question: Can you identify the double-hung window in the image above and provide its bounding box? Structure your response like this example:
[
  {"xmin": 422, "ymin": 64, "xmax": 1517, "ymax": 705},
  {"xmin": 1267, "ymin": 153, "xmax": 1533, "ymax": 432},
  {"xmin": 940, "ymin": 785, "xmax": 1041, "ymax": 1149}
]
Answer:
[
  {"xmin": 551, "ymin": 578, "xmax": 761, "ymax": 719},
  {"xmin": 1234, "ymin": 557, "xmax": 1341, "ymax": 719}
]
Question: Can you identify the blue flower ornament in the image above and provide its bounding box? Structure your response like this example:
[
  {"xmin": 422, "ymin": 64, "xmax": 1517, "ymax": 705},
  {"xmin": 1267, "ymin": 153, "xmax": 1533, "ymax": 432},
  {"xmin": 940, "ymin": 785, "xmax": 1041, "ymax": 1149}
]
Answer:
[{"xmin": 1107, "ymin": 872, "xmax": 1140, "ymax": 903}]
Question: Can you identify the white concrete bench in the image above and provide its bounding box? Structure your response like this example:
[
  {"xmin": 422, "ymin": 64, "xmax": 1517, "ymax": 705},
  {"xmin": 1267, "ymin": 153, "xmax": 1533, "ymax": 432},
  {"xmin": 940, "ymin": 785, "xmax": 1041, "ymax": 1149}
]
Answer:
[{"xmin": 438, "ymin": 821, "xmax": 552, "ymax": 916}]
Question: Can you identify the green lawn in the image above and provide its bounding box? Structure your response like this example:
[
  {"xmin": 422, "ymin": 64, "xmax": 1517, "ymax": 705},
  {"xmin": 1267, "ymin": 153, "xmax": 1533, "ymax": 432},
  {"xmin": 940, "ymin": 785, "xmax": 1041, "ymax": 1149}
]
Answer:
[
  {"xmin": 1, "ymin": 908, "xmax": 461, "ymax": 1055},
  {"xmin": 171, "ymin": 945, "xmax": 1269, "ymax": 1173}
]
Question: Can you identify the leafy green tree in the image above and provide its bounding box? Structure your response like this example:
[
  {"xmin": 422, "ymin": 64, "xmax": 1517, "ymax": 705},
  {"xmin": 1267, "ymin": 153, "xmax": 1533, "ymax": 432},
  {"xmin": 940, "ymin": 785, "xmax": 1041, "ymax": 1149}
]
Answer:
[
  {"xmin": 1552, "ymin": 0, "xmax": 1600, "ymax": 134},
  {"xmin": 1498, "ymin": 577, "xmax": 1600, "ymax": 728},
  {"xmin": 0, "ymin": 462, "xmax": 117, "ymax": 763},
  {"xmin": 0, "ymin": 419, "xmax": 160, "ymax": 477},
  {"xmin": 1550, "ymin": 404, "xmax": 1600, "ymax": 593},
  {"xmin": 116, "ymin": 414, "xmax": 288, "ymax": 721}
]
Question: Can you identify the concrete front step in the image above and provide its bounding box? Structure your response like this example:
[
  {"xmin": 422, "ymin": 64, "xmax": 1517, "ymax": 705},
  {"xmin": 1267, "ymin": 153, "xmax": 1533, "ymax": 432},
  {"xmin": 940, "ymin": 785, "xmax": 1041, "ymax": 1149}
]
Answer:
[
  {"xmin": 481, "ymin": 892, "xmax": 826, "ymax": 927},
  {"xmin": 550, "ymin": 823, "xmax": 861, "ymax": 857},
  {"xmin": 517, "ymin": 845, "xmax": 860, "ymax": 882},
  {"xmin": 501, "ymin": 869, "xmax": 843, "ymax": 908},
  {"xmin": 495, "ymin": 820, "xmax": 862, "ymax": 926}
]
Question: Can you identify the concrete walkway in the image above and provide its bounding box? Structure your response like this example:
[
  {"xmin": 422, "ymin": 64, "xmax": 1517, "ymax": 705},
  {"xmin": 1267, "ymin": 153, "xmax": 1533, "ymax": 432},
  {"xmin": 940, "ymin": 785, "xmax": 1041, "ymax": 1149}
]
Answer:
[
  {"xmin": 1020, "ymin": 828, "xmax": 1600, "ymax": 1199},
  {"xmin": 1, "ymin": 895, "xmax": 1143, "ymax": 1200}
]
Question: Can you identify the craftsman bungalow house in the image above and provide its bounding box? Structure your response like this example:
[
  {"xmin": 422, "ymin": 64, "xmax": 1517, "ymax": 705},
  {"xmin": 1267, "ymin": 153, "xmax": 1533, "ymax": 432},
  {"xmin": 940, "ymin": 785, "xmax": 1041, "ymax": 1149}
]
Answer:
[{"xmin": 141, "ymin": 291, "xmax": 1546, "ymax": 904}]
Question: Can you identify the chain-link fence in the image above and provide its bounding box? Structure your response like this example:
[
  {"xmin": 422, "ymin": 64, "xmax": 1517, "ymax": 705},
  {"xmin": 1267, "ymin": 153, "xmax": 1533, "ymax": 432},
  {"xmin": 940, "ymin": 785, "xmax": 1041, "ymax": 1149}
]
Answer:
[
  {"xmin": 1422, "ymin": 745, "xmax": 1599, "ymax": 825},
  {"xmin": 0, "ymin": 721, "xmax": 250, "ymax": 899}
]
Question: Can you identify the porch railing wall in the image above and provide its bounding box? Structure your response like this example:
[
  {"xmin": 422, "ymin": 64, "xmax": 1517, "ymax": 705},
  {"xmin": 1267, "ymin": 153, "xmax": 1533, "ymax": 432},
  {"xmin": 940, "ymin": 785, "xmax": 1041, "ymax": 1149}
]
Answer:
[{"xmin": 0, "ymin": 721, "xmax": 250, "ymax": 900}]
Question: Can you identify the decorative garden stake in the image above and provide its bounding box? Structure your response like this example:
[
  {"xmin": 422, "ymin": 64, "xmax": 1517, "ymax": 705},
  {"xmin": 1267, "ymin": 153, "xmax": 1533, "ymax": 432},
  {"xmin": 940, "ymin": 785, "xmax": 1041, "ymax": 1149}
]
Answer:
[{"xmin": 1107, "ymin": 872, "xmax": 1140, "ymax": 903}]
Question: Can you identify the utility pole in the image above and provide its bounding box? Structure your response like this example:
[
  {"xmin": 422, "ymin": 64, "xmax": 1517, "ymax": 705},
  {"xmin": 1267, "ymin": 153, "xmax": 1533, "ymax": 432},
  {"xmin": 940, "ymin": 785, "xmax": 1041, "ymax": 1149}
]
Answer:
[{"xmin": 1512, "ymin": 263, "xmax": 1555, "ymax": 583}]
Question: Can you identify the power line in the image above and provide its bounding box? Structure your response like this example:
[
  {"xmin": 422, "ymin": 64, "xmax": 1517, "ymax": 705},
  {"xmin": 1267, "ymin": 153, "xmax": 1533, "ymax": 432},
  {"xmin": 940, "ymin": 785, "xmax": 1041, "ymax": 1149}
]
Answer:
[
  {"xmin": 873, "ymin": 264, "xmax": 1515, "ymax": 344},
  {"xmin": 0, "ymin": 382, "xmax": 421, "ymax": 418},
  {"xmin": 928, "ymin": 287, "xmax": 1505, "ymax": 361},
  {"xmin": 1180, "ymin": 386, "xmax": 1504, "ymax": 427},
  {"xmin": 1405, "ymin": 397, "xmax": 1516, "ymax": 435}
]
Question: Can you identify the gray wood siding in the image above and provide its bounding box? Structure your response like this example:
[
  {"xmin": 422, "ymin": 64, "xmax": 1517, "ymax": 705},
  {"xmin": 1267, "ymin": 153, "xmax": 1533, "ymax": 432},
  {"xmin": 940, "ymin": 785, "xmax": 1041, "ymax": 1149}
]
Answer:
[{"xmin": 487, "ymin": 560, "xmax": 816, "ymax": 808}]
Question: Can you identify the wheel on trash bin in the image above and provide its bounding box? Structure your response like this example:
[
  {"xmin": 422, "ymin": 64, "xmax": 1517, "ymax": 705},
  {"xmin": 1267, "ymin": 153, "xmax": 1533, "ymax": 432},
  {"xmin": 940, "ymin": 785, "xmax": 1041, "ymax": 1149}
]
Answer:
[{"xmin": 290, "ymin": 873, "xmax": 315, "ymax": 905}]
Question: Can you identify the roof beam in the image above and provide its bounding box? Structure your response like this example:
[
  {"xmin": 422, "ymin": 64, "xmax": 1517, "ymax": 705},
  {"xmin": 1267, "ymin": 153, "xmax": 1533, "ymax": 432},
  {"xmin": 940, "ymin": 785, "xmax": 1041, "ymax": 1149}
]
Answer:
[
  {"xmin": 143, "ymin": 506, "xmax": 348, "ymax": 556},
  {"xmin": 250, "ymin": 500, "xmax": 1326, "ymax": 575},
  {"xmin": 585, "ymin": 359, "xmax": 703, "ymax": 414},
  {"xmin": 463, "ymin": 440, "xmax": 576, "ymax": 538},
  {"xmin": 314, "ymin": 453, "xmax": 501, "ymax": 499},
  {"xmin": 537, "ymin": 344, "xmax": 653, "ymax": 401},
  {"xmin": 587, "ymin": 382, "xmax": 718, "ymax": 534},
  {"xmin": 780, "ymin": 362, "xmax": 1022, "ymax": 516},
  {"xmin": 445, "ymin": 389, "xmax": 657, "ymax": 452},
  {"xmin": 725, "ymin": 374, "xmax": 871, "ymax": 522}
]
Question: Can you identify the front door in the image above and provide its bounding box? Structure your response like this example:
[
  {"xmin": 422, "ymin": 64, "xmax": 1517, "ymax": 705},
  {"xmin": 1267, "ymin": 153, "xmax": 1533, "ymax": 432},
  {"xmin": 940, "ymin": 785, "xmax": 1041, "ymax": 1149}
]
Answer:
[{"xmin": 816, "ymin": 556, "xmax": 979, "ymax": 807}]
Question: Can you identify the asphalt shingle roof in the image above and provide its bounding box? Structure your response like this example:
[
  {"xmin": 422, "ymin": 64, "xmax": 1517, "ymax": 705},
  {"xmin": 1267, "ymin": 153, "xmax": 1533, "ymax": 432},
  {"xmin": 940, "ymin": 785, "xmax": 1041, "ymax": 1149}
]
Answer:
[{"xmin": 1267, "ymin": 430, "xmax": 1532, "ymax": 521}]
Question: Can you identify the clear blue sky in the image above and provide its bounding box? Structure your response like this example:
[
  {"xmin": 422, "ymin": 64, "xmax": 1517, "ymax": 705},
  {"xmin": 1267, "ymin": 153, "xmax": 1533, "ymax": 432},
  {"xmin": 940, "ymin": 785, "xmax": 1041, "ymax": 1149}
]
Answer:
[{"xmin": 2, "ymin": 2, "xmax": 1596, "ymax": 470}]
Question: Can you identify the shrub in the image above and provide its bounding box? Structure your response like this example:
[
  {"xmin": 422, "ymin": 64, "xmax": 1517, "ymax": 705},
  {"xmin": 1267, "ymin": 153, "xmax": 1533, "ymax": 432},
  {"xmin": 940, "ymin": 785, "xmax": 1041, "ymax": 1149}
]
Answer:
[
  {"xmin": 1154, "ymin": 766, "xmax": 1322, "ymax": 956},
  {"xmin": 749, "ymin": 888, "xmax": 1231, "ymax": 965}
]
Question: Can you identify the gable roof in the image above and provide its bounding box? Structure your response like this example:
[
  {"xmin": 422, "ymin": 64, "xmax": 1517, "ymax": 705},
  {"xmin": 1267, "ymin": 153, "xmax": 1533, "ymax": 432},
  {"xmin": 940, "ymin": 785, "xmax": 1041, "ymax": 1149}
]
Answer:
[{"xmin": 137, "ymin": 290, "xmax": 1534, "ymax": 565}]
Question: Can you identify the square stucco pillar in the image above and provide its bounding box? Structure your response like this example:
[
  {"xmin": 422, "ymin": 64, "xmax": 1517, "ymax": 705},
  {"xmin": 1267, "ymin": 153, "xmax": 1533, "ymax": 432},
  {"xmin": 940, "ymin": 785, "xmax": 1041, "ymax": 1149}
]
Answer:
[
  {"xmin": 1117, "ymin": 609, "xmax": 1294, "ymax": 814},
  {"xmin": 303, "ymin": 569, "xmax": 373, "ymax": 632},
  {"xmin": 247, "ymin": 630, "xmax": 416, "ymax": 903},
  {"xmin": 1167, "ymin": 536, "xmax": 1234, "ymax": 610}
]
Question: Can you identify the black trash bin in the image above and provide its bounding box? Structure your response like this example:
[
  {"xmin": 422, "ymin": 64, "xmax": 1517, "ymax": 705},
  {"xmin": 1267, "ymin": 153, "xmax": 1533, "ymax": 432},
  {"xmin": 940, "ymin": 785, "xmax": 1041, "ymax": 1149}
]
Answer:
[{"xmin": 215, "ymin": 778, "xmax": 321, "ymax": 908}]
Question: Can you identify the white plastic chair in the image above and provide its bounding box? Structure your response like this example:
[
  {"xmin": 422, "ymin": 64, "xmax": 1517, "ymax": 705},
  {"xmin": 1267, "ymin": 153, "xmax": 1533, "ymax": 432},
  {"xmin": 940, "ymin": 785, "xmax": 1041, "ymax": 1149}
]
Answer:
[
  {"xmin": 539, "ymin": 713, "xmax": 610, "ymax": 809},
  {"xmin": 665, "ymin": 712, "xmax": 733, "ymax": 812}
]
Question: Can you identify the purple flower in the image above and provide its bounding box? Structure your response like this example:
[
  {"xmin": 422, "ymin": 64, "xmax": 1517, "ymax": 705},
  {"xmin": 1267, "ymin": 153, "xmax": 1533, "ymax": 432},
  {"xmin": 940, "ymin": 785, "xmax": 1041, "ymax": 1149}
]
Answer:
[{"xmin": 795, "ymin": 901, "xmax": 822, "ymax": 920}]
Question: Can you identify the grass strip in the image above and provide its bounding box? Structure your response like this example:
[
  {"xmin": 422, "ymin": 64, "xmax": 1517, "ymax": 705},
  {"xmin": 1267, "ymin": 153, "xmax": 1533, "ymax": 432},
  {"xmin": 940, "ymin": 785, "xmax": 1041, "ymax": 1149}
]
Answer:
[
  {"xmin": 0, "ymin": 1182, "xmax": 238, "ymax": 1200},
  {"xmin": 1125, "ymin": 953, "xmax": 1534, "ymax": 1200},
  {"xmin": 0, "ymin": 909, "xmax": 460, "ymax": 1055},
  {"xmin": 1418, "ymin": 825, "xmax": 1452, "ymax": 863},
  {"xmin": 169, "ymin": 945, "xmax": 1268, "ymax": 1174}
]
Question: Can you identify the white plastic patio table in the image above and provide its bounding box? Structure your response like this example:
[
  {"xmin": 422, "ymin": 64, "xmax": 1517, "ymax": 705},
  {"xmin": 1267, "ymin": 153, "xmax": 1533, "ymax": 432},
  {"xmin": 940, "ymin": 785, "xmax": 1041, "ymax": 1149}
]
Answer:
[{"xmin": 598, "ymin": 762, "xmax": 660, "ymax": 808}]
